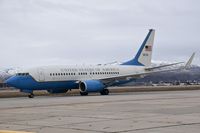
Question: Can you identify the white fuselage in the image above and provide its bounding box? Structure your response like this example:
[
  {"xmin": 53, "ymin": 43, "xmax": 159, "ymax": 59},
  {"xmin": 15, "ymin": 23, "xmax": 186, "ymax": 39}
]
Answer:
[{"xmin": 23, "ymin": 65, "xmax": 146, "ymax": 82}]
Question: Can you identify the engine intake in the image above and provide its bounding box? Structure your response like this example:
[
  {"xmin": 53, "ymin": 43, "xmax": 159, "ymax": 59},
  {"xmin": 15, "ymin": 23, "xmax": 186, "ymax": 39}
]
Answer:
[{"xmin": 79, "ymin": 80, "xmax": 105, "ymax": 93}]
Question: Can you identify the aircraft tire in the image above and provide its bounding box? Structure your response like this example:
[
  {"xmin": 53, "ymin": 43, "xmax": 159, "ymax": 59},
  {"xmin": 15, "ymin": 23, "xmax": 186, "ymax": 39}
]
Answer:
[
  {"xmin": 100, "ymin": 89, "xmax": 109, "ymax": 95},
  {"xmin": 80, "ymin": 92, "xmax": 88, "ymax": 96},
  {"xmin": 28, "ymin": 93, "xmax": 34, "ymax": 98}
]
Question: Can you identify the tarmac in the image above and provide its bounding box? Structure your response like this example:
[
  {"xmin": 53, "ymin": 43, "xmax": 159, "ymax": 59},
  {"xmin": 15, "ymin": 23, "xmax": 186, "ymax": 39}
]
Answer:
[
  {"xmin": 1, "ymin": 85, "xmax": 200, "ymax": 98},
  {"xmin": 0, "ymin": 90, "xmax": 200, "ymax": 133}
]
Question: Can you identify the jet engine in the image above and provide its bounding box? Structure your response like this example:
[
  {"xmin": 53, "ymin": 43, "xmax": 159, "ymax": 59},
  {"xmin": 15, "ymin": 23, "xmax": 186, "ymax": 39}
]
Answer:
[{"xmin": 79, "ymin": 80, "xmax": 105, "ymax": 93}]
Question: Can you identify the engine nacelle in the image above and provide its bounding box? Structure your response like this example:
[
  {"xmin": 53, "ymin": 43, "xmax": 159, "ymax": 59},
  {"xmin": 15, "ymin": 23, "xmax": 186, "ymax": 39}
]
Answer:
[
  {"xmin": 47, "ymin": 89, "xmax": 68, "ymax": 94},
  {"xmin": 79, "ymin": 80, "xmax": 105, "ymax": 93}
]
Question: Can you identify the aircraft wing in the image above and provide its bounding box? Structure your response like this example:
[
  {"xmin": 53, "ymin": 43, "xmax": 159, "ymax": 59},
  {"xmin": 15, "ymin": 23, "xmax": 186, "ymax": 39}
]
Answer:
[
  {"xmin": 145, "ymin": 62, "xmax": 184, "ymax": 71},
  {"xmin": 145, "ymin": 52, "xmax": 195, "ymax": 71},
  {"xmin": 101, "ymin": 53, "xmax": 195, "ymax": 86}
]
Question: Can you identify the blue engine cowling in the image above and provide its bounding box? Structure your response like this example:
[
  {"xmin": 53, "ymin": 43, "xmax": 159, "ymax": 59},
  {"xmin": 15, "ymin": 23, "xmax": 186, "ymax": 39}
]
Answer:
[{"xmin": 79, "ymin": 80, "xmax": 105, "ymax": 93}]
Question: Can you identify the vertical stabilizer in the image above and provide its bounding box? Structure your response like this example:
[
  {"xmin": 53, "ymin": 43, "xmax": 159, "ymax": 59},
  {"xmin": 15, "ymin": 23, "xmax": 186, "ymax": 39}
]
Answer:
[{"xmin": 122, "ymin": 29, "xmax": 155, "ymax": 67}]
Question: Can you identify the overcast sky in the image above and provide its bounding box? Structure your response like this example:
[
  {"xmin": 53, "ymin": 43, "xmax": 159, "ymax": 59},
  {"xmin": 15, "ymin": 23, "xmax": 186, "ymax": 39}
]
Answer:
[{"xmin": 0, "ymin": 0, "xmax": 199, "ymax": 68}]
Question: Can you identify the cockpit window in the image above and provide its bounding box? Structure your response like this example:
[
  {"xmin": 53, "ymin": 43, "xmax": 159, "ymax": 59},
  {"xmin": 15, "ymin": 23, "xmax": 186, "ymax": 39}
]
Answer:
[{"xmin": 16, "ymin": 73, "xmax": 29, "ymax": 76}]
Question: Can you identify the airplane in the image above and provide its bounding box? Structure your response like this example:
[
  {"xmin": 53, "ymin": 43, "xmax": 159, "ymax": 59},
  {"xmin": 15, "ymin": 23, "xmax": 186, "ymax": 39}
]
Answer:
[{"xmin": 5, "ymin": 29, "xmax": 195, "ymax": 98}]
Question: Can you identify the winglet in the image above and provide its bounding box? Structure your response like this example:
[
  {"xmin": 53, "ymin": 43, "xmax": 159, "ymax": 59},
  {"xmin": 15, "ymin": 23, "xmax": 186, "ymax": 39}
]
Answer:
[{"xmin": 184, "ymin": 53, "xmax": 195, "ymax": 69}]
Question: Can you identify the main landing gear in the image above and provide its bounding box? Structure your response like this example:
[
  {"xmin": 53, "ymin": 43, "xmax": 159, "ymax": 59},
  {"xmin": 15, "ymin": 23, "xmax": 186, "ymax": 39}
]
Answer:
[
  {"xmin": 100, "ymin": 89, "xmax": 109, "ymax": 95},
  {"xmin": 80, "ymin": 91, "xmax": 88, "ymax": 96},
  {"xmin": 28, "ymin": 93, "xmax": 34, "ymax": 98},
  {"xmin": 80, "ymin": 89, "xmax": 110, "ymax": 96}
]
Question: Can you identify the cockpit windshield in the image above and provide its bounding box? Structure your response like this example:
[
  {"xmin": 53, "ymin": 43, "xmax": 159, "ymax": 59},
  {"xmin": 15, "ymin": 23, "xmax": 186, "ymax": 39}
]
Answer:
[{"xmin": 16, "ymin": 73, "xmax": 29, "ymax": 76}]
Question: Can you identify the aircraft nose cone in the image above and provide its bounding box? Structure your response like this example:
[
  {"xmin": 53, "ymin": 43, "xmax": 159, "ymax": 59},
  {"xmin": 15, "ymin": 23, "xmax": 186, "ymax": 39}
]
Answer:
[{"xmin": 5, "ymin": 76, "xmax": 19, "ymax": 87}]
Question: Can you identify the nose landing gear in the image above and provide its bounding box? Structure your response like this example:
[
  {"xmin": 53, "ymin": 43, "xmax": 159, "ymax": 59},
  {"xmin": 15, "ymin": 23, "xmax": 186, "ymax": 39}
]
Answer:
[{"xmin": 28, "ymin": 93, "xmax": 34, "ymax": 98}]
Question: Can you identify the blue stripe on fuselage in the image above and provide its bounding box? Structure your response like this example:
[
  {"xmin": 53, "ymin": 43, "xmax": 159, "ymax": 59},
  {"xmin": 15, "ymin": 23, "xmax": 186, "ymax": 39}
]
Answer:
[
  {"xmin": 6, "ymin": 75, "xmax": 137, "ymax": 92},
  {"xmin": 6, "ymin": 75, "xmax": 79, "ymax": 91}
]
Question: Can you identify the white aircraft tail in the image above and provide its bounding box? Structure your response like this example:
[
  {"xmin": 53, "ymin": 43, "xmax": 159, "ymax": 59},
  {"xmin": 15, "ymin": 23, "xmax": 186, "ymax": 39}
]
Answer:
[{"xmin": 122, "ymin": 29, "xmax": 155, "ymax": 67}]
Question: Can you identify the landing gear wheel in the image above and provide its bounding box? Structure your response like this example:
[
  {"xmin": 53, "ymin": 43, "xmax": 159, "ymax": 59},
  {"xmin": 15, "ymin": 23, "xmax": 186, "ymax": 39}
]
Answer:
[
  {"xmin": 28, "ymin": 93, "xmax": 34, "ymax": 98},
  {"xmin": 100, "ymin": 89, "xmax": 109, "ymax": 95},
  {"xmin": 80, "ymin": 92, "xmax": 88, "ymax": 96}
]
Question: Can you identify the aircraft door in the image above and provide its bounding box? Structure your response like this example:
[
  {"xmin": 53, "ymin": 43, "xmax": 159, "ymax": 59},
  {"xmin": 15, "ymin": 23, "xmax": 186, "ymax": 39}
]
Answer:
[{"xmin": 38, "ymin": 68, "xmax": 45, "ymax": 82}]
